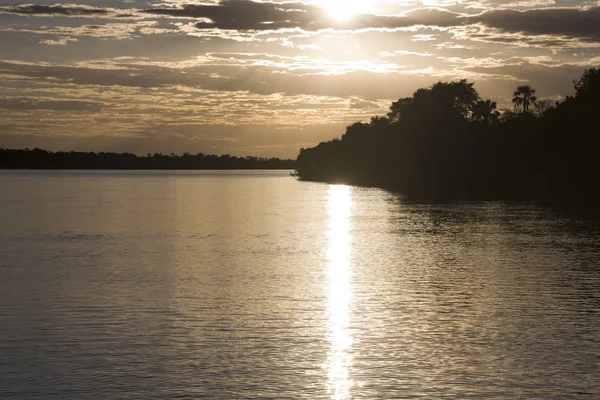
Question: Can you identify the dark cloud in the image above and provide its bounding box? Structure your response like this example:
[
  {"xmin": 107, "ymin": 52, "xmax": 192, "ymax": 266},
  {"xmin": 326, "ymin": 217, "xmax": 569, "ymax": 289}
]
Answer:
[
  {"xmin": 470, "ymin": 7, "xmax": 600, "ymax": 41},
  {"xmin": 0, "ymin": 97, "xmax": 104, "ymax": 112},
  {"xmin": 399, "ymin": 8, "xmax": 462, "ymax": 27},
  {"xmin": 142, "ymin": 2, "xmax": 462, "ymax": 31},
  {"xmin": 144, "ymin": 1, "xmax": 327, "ymax": 30},
  {"xmin": 3, "ymin": 2, "xmax": 600, "ymax": 44},
  {"xmin": 0, "ymin": 4, "xmax": 113, "ymax": 17},
  {"xmin": 143, "ymin": 2, "xmax": 600, "ymax": 43}
]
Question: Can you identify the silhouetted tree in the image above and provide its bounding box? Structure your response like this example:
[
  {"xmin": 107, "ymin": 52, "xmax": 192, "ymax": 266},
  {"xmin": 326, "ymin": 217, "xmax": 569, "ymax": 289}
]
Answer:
[
  {"xmin": 370, "ymin": 116, "xmax": 390, "ymax": 129},
  {"xmin": 532, "ymin": 98, "xmax": 556, "ymax": 117},
  {"xmin": 295, "ymin": 70, "xmax": 600, "ymax": 208},
  {"xmin": 471, "ymin": 99, "xmax": 499, "ymax": 125},
  {"xmin": 387, "ymin": 97, "xmax": 412, "ymax": 123},
  {"xmin": 574, "ymin": 67, "xmax": 600, "ymax": 96},
  {"xmin": 512, "ymin": 85, "xmax": 537, "ymax": 114}
]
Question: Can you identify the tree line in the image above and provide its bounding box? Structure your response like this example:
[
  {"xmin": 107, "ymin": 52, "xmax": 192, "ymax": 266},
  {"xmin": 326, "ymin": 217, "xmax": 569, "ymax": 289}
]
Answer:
[
  {"xmin": 0, "ymin": 148, "xmax": 296, "ymax": 170},
  {"xmin": 295, "ymin": 68, "xmax": 600, "ymax": 207}
]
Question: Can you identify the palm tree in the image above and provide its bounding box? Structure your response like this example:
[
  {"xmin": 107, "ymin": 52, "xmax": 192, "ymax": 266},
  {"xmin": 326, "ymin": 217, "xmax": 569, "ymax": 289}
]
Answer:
[
  {"xmin": 512, "ymin": 85, "xmax": 537, "ymax": 114},
  {"xmin": 471, "ymin": 99, "xmax": 499, "ymax": 124}
]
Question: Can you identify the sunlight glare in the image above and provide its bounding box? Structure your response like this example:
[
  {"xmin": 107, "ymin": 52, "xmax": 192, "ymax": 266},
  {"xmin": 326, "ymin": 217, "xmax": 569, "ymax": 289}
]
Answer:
[
  {"xmin": 325, "ymin": 185, "xmax": 353, "ymax": 399},
  {"xmin": 320, "ymin": 0, "xmax": 375, "ymax": 21}
]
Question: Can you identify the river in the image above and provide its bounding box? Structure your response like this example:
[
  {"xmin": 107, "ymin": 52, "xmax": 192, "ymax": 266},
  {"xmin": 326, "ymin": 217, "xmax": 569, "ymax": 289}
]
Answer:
[{"xmin": 1, "ymin": 170, "xmax": 599, "ymax": 398}]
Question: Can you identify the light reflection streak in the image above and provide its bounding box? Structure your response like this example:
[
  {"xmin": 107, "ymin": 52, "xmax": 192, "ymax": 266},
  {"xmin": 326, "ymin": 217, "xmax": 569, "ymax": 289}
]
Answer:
[{"xmin": 325, "ymin": 185, "xmax": 353, "ymax": 399}]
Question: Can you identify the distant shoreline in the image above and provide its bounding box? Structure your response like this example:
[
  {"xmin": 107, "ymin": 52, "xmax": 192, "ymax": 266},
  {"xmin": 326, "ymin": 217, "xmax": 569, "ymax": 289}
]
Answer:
[
  {"xmin": 0, "ymin": 168, "xmax": 295, "ymax": 171},
  {"xmin": 0, "ymin": 148, "xmax": 296, "ymax": 170}
]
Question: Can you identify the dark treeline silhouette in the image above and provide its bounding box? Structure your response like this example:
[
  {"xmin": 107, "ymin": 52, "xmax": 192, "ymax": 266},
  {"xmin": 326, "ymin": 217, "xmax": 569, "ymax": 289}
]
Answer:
[
  {"xmin": 296, "ymin": 68, "xmax": 600, "ymax": 207},
  {"xmin": 0, "ymin": 148, "xmax": 296, "ymax": 170}
]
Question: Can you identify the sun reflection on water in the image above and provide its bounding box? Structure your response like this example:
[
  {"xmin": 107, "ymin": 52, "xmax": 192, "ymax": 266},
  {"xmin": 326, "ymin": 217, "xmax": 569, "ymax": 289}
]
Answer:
[{"xmin": 325, "ymin": 185, "xmax": 353, "ymax": 399}]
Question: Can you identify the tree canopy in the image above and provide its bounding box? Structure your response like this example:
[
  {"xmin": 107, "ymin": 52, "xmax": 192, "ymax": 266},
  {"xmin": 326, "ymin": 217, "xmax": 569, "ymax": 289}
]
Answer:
[
  {"xmin": 512, "ymin": 85, "xmax": 537, "ymax": 114},
  {"xmin": 295, "ymin": 68, "xmax": 600, "ymax": 208}
]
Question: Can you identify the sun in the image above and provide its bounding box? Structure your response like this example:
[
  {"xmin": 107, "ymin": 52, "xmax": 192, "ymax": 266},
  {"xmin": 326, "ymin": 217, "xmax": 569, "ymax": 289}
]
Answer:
[{"xmin": 320, "ymin": 0, "xmax": 375, "ymax": 21}]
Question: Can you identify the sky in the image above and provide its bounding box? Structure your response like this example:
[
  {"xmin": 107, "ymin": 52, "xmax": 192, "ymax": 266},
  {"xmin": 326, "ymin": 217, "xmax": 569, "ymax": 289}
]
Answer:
[{"xmin": 1, "ymin": 1, "xmax": 599, "ymax": 158}]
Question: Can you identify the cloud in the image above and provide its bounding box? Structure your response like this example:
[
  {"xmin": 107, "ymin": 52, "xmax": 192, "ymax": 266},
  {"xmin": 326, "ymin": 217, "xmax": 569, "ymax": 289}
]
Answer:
[
  {"xmin": 39, "ymin": 37, "xmax": 78, "ymax": 46},
  {"xmin": 143, "ymin": 1, "xmax": 327, "ymax": 30},
  {"xmin": 0, "ymin": 56, "xmax": 408, "ymax": 96},
  {"xmin": 0, "ymin": 4, "xmax": 118, "ymax": 17},
  {"xmin": 349, "ymin": 98, "xmax": 382, "ymax": 109},
  {"xmin": 3, "ymin": 2, "xmax": 600, "ymax": 45},
  {"xmin": 450, "ymin": 25, "xmax": 600, "ymax": 49},
  {"xmin": 142, "ymin": 2, "xmax": 600, "ymax": 46},
  {"xmin": 0, "ymin": 97, "xmax": 104, "ymax": 112},
  {"xmin": 24, "ymin": 20, "xmax": 170, "ymax": 41},
  {"xmin": 143, "ymin": 2, "xmax": 463, "ymax": 31},
  {"xmin": 469, "ymin": 7, "xmax": 600, "ymax": 41}
]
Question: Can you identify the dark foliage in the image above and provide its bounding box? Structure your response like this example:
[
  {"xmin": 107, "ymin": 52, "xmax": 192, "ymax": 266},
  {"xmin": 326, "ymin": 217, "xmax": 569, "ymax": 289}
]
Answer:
[
  {"xmin": 0, "ymin": 148, "xmax": 295, "ymax": 170},
  {"xmin": 295, "ymin": 68, "xmax": 600, "ymax": 206}
]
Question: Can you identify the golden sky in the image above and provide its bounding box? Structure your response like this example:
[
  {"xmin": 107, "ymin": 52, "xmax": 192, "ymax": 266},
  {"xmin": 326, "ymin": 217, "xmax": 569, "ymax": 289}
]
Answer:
[{"xmin": 1, "ymin": 0, "xmax": 599, "ymax": 157}]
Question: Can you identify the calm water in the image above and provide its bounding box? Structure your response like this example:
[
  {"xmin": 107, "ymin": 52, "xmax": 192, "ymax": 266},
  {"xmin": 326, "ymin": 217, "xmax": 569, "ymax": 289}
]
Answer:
[{"xmin": 1, "ymin": 170, "xmax": 599, "ymax": 399}]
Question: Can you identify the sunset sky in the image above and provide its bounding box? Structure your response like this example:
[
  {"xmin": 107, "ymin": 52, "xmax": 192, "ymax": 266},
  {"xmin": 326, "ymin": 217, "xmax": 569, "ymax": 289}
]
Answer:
[{"xmin": 1, "ymin": 1, "xmax": 599, "ymax": 157}]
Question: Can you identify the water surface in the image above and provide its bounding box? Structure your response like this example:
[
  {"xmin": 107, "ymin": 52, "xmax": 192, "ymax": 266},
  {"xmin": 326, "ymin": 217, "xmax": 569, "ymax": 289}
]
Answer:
[{"xmin": 1, "ymin": 170, "xmax": 599, "ymax": 398}]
